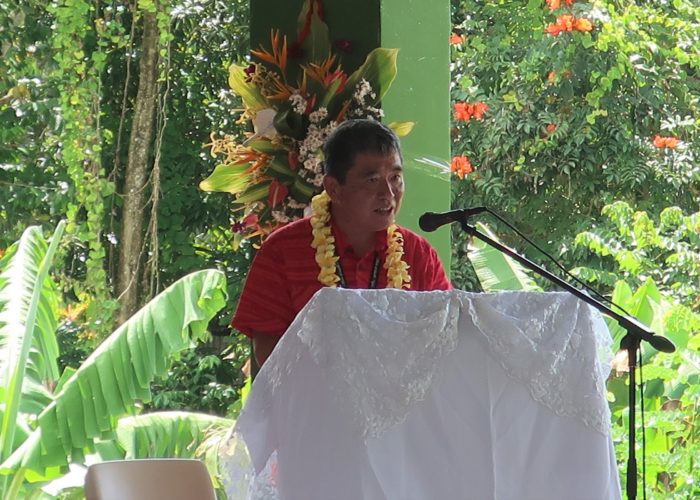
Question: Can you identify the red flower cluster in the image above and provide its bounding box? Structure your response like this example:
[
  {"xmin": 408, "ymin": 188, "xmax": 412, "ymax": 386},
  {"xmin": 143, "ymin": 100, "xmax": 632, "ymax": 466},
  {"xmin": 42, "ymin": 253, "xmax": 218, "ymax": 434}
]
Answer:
[
  {"xmin": 451, "ymin": 156, "xmax": 474, "ymax": 179},
  {"xmin": 653, "ymin": 135, "xmax": 680, "ymax": 149},
  {"xmin": 546, "ymin": 123, "xmax": 557, "ymax": 134},
  {"xmin": 545, "ymin": 0, "xmax": 574, "ymax": 11},
  {"xmin": 454, "ymin": 102, "xmax": 489, "ymax": 122},
  {"xmin": 545, "ymin": 15, "xmax": 593, "ymax": 35}
]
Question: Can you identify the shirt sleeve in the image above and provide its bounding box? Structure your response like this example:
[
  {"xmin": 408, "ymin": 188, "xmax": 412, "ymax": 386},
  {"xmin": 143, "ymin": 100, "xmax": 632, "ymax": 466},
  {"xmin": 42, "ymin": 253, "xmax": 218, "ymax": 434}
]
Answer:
[
  {"xmin": 401, "ymin": 228, "xmax": 452, "ymax": 291},
  {"xmin": 422, "ymin": 242, "xmax": 452, "ymax": 291},
  {"xmin": 231, "ymin": 233, "xmax": 295, "ymax": 338}
]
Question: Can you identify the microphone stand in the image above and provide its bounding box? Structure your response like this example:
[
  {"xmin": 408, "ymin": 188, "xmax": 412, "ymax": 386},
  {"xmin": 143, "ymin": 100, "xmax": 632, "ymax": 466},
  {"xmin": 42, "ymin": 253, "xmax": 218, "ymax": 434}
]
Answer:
[{"xmin": 456, "ymin": 217, "xmax": 675, "ymax": 500}]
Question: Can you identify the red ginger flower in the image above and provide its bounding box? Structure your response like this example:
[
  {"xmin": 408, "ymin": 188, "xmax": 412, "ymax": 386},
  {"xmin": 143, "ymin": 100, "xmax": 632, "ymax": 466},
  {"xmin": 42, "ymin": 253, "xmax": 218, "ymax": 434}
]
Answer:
[
  {"xmin": 268, "ymin": 179, "xmax": 289, "ymax": 207},
  {"xmin": 451, "ymin": 156, "xmax": 474, "ymax": 179},
  {"xmin": 546, "ymin": 123, "xmax": 557, "ymax": 134}
]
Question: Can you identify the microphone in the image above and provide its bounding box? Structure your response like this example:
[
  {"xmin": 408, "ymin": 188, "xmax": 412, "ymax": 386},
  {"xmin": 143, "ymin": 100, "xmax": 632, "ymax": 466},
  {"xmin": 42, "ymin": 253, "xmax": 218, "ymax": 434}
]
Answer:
[{"xmin": 419, "ymin": 207, "xmax": 487, "ymax": 232}]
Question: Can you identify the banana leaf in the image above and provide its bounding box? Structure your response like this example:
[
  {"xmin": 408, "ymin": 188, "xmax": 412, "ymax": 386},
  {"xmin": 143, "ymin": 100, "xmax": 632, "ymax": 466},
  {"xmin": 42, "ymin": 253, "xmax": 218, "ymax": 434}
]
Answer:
[
  {"xmin": 467, "ymin": 222, "xmax": 541, "ymax": 292},
  {"xmin": 116, "ymin": 411, "xmax": 233, "ymax": 460},
  {"xmin": 0, "ymin": 223, "xmax": 63, "ymax": 467},
  {"xmin": 0, "ymin": 269, "xmax": 227, "ymax": 480}
]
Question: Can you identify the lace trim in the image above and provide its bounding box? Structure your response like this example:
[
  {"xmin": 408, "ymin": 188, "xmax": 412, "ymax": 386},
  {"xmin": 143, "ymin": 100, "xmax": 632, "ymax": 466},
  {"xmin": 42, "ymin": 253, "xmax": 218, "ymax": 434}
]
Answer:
[{"xmin": 461, "ymin": 291, "xmax": 613, "ymax": 435}]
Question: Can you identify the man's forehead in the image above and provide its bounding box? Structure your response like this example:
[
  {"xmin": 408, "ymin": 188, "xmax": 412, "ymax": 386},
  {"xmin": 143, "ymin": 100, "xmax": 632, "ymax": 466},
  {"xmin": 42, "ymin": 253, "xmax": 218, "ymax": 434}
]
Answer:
[{"xmin": 350, "ymin": 151, "xmax": 403, "ymax": 171}]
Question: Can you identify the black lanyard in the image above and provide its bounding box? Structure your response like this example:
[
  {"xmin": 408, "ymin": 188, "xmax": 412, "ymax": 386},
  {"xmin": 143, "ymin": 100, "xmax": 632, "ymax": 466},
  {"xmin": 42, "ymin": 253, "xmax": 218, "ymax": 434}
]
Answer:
[{"xmin": 335, "ymin": 252, "xmax": 381, "ymax": 289}]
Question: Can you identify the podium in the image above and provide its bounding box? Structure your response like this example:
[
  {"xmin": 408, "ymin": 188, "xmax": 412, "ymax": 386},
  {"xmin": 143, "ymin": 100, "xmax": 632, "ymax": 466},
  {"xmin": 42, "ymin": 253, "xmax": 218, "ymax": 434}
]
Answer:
[{"xmin": 222, "ymin": 289, "xmax": 622, "ymax": 500}]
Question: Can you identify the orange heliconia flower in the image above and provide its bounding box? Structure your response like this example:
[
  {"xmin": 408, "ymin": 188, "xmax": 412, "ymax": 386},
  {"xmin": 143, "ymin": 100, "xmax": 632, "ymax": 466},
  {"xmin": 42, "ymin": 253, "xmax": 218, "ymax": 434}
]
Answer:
[
  {"xmin": 546, "ymin": 123, "xmax": 557, "ymax": 134},
  {"xmin": 545, "ymin": 15, "xmax": 593, "ymax": 35},
  {"xmin": 653, "ymin": 135, "xmax": 680, "ymax": 149},
  {"xmin": 454, "ymin": 101, "xmax": 489, "ymax": 122},
  {"xmin": 451, "ymin": 156, "xmax": 474, "ymax": 179},
  {"xmin": 450, "ymin": 33, "xmax": 465, "ymax": 45}
]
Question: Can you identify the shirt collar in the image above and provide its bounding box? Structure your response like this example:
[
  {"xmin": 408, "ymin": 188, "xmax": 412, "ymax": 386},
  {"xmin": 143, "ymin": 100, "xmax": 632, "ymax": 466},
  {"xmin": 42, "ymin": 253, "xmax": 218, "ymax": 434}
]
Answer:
[{"xmin": 330, "ymin": 214, "xmax": 389, "ymax": 258}]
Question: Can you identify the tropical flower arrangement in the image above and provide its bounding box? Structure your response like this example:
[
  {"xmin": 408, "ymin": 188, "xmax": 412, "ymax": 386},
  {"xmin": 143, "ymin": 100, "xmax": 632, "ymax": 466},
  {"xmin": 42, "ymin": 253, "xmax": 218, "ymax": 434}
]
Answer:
[{"xmin": 200, "ymin": 0, "xmax": 412, "ymax": 248}]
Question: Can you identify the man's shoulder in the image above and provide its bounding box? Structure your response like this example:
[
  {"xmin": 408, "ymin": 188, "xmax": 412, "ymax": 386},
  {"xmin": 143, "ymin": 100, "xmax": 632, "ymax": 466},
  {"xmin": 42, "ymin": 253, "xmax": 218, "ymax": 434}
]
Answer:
[{"xmin": 264, "ymin": 217, "xmax": 312, "ymax": 245}]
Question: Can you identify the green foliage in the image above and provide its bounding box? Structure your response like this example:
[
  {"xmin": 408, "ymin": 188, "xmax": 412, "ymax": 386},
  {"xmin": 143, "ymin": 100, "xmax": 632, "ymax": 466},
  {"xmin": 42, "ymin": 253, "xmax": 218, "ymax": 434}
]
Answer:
[
  {"xmin": 570, "ymin": 204, "xmax": 700, "ymax": 496},
  {"xmin": 147, "ymin": 338, "xmax": 249, "ymax": 417},
  {"xmin": 450, "ymin": 0, "xmax": 699, "ymax": 253},
  {"xmin": 0, "ymin": 222, "xmax": 230, "ymax": 497},
  {"xmin": 571, "ymin": 201, "xmax": 700, "ymax": 310}
]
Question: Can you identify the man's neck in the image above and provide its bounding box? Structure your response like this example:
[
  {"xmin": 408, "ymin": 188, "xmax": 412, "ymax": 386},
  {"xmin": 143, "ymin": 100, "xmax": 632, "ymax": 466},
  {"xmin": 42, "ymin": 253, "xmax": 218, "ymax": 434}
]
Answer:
[{"xmin": 330, "ymin": 207, "xmax": 376, "ymax": 257}]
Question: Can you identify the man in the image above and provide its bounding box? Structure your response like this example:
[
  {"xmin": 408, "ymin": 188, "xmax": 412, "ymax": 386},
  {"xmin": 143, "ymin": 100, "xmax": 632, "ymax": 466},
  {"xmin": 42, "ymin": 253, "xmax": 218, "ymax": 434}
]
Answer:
[{"xmin": 233, "ymin": 119, "xmax": 451, "ymax": 366}]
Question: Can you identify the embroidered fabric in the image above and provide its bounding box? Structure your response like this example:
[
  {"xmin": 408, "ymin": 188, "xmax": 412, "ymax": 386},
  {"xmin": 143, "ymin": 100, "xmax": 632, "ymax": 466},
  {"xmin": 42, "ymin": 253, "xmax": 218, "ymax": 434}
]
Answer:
[
  {"xmin": 221, "ymin": 289, "xmax": 616, "ymax": 499},
  {"xmin": 460, "ymin": 291, "xmax": 613, "ymax": 435}
]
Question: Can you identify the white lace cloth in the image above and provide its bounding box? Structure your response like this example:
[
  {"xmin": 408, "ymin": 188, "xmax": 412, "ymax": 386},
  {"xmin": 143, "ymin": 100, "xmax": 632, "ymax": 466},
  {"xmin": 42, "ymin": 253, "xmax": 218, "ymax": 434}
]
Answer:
[{"xmin": 221, "ymin": 289, "xmax": 621, "ymax": 500}]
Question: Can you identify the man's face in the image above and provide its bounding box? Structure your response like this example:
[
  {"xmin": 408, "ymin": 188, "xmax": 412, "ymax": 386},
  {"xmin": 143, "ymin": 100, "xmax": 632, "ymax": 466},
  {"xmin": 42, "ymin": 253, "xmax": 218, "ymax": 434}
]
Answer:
[{"xmin": 325, "ymin": 150, "xmax": 404, "ymax": 234}]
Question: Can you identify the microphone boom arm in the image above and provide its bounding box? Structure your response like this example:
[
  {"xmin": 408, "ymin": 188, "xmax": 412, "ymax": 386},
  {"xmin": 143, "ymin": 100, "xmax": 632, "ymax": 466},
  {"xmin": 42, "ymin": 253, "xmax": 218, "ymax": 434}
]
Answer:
[{"xmin": 459, "ymin": 220, "xmax": 674, "ymax": 353}]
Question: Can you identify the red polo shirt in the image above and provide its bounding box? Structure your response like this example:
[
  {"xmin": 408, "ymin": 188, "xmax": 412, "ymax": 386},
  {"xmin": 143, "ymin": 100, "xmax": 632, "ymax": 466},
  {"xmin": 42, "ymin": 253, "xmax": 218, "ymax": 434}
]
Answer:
[{"xmin": 232, "ymin": 216, "xmax": 452, "ymax": 338}]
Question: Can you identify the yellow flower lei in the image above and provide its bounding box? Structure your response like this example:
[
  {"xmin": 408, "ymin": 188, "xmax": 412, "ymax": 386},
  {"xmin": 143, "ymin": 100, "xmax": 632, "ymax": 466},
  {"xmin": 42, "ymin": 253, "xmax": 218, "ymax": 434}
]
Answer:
[{"xmin": 310, "ymin": 191, "xmax": 411, "ymax": 289}]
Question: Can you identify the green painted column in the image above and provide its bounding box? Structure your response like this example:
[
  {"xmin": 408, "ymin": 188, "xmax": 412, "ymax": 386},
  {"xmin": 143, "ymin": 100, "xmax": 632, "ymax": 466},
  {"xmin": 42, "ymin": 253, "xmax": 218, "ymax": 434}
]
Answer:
[
  {"xmin": 251, "ymin": 0, "xmax": 452, "ymax": 272},
  {"xmin": 381, "ymin": 0, "xmax": 452, "ymax": 272}
]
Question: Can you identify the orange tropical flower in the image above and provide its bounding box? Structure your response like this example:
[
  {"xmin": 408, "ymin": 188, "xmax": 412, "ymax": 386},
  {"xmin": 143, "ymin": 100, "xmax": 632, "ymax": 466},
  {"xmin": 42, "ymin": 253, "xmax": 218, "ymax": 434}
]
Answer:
[
  {"xmin": 546, "ymin": 123, "xmax": 557, "ymax": 134},
  {"xmin": 574, "ymin": 18, "xmax": 593, "ymax": 32},
  {"xmin": 545, "ymin": 0, "xmax": 561, "ymax": 11},
  {"xmin": 472, "ymin": 102, "xmax": 489, "ymax": 120},
  {"xmin": 451, "ymin": 156, "xmax": 474, "ymax": 179},
  {"xmin": 545, "ymin": 14, "xmax": 591, "ymax": 35},
  {"xmin": 450, "ymin": 33, "xmax": 464, "ymax": 45},
  {"xmin": 454, "ymin": 102, "xmax": 471, "ymax": 121},
  {"xmin": 653, "ymin": 135, "xmax": 680, "ymax": 149},
  {"xmin": 454, "ymin": 101, "xmax": 488, "ymax": 122}
]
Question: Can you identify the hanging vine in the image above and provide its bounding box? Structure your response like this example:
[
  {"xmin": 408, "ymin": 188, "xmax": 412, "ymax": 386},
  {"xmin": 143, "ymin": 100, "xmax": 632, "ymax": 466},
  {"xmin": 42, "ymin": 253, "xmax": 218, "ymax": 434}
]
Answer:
[{"xmin": 50, "ymin": 0, "xmax": 119, "ymax": 336}]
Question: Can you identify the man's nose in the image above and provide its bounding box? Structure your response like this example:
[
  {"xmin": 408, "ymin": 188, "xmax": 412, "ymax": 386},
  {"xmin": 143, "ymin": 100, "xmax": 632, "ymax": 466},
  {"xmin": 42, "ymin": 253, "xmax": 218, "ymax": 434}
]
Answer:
[{"xmin": 378, "ymin": 179, "xmax": 394, "ymax": 197}]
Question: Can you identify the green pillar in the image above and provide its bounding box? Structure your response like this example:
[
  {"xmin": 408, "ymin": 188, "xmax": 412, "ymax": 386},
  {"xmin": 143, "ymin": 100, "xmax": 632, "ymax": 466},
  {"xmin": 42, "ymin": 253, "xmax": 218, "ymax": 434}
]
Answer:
[
  {"xmin": 380, "ymin": 0, "xmax": 452, "ymax": 271},
  {"xmin": 251, "ymin": 0, "xmax": 452, "ymax": 272}
]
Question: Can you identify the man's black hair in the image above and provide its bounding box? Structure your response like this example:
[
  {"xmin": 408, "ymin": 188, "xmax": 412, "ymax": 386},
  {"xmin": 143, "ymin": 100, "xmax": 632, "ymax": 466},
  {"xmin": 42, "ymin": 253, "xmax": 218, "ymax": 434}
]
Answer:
[{"xmin": 322, "ymin": 119, "xmax": 402, "ymax": 184}]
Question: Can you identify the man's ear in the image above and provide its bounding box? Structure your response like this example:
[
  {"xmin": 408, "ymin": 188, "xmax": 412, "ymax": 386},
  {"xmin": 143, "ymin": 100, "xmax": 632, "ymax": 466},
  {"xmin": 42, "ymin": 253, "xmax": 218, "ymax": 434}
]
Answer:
[{"xmin": 323, "ymin": 175, "xmax": 341, "ymax": 201}]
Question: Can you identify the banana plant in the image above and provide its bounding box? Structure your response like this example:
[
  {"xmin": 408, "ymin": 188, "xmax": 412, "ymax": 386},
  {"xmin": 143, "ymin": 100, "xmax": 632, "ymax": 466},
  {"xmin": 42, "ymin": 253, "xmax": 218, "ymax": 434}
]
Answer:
[
  {"xmin": 0, "ymin": 223, "xmax": 230, "ymax": 497},
  {"xmin": 467, "ymin": 222, "xmax": 541, "ymax": 292}
]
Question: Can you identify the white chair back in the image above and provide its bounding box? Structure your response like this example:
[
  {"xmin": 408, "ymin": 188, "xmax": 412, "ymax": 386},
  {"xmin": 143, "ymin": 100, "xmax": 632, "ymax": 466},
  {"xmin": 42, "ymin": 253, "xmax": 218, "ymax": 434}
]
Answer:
[{"xmin": 84, "ymin": 458, "xmax": 216, "ymax": 500}]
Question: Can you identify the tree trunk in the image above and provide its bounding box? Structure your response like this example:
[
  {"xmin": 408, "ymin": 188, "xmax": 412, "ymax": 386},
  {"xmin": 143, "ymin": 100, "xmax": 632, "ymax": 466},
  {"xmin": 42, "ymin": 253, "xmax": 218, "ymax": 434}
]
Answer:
[{"xmin": 116, "ymin": 10, "xmax": 160, "ymax": 324}]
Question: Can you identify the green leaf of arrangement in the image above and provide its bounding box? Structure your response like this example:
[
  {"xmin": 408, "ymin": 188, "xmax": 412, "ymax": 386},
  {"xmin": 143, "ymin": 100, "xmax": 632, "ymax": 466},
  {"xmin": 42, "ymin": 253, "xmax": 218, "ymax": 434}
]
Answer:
[
  {"xmin": 116, "ymin": 411, "xmax": 233, "ymax": 460},
  {"xmin": 468, "ymin": 223, "xmax": 541, "ymax": 292},
  {"xmin": 266, "ymin": 156, "xmax": 297, "ymax": 182},
  {"xmin": 298, "ymin": 1, "xmax": 330, "ymax": 63},
  {"xmin": 234, "ymin": 182, "xmax": 271, "ymax": 204},
  {"xmin": 343, "ymin": 48, "xmax": 399, "ymax": 105},
  {"xmin": 0, "ymin": 223, "xmax": 63, "ymax": 468},
  {"xmin": 228, "ymin": 64, "xmax": 268, "ymax": 111},
  {"xmin": 0, "ymin": 270, "xmax": 228, "ymax": 478},
  {"xmin": 273, "ymin": 106, "xmax": 308, "ymax": 140},
  {"xmin": 199, "ymin": 164, "xmax": 253, "ymax": 194}
]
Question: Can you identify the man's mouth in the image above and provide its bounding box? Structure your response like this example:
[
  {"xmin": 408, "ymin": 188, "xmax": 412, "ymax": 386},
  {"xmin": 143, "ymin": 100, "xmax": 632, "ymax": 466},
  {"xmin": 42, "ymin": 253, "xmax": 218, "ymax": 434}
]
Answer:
[{"xmin": 375, "ymin": 207, "xmax": 393, "ymax": 215}]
